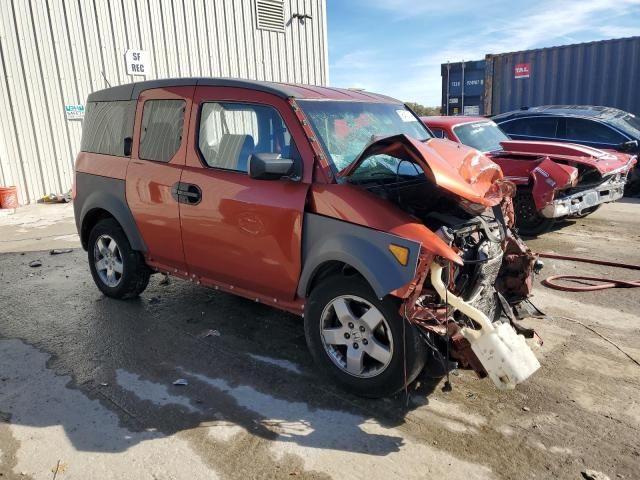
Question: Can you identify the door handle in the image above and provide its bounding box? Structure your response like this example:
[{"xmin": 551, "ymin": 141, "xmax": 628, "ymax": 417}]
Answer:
[{"xmin": 171, "ymin": 182, "xmax": 202, "ymax": 205}]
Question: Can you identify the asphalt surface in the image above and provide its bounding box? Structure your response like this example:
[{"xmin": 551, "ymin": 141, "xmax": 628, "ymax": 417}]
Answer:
[{"xmin": 0, "ymin": 200, "xmax": 639, "ymax": 479}]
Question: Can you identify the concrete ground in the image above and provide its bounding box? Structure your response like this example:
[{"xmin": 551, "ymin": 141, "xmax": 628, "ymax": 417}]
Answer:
[
  {"xmin": 0, "ymin": 201, "xmax": 639, "ymax": 479},
  {"xmin": 0, "ymin": 203, "xmax": 79, "ymax": 253}
]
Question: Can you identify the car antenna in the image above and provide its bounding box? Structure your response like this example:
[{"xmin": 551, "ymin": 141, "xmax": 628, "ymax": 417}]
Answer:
[{"xmin": 101, "ymin": 71, "xmax": 112, "ymax": 88}]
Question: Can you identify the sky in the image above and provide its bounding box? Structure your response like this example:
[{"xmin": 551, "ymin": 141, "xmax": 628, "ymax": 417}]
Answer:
[{"xmin": 326, "ymin": 0, "xmax": 640, "ymax": 106}]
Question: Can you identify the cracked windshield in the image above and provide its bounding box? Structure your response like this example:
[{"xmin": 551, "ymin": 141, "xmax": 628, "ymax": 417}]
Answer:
[
  {"xmin": 298, "ymin": 100, "xmax": 431, "ymax": 178},
  {"xmin": 453, "ymin": 121, "xmax": 510, "ymax": 153}
]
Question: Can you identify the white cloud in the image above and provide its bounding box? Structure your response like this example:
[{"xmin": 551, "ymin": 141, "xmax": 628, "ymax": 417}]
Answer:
[
  {"xmin": 364, "ymin": 0, "xmax": 504, "ymax": 19},
  {"xmin": 332, "ymin": 0, "xmax": 640, "ymax": 105},
  {"xmin": 596, "ymin": 25, "xmax": 640, "ymax": 38}
]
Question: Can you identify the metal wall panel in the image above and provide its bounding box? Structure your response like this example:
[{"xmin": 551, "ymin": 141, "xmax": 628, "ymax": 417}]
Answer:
[
  {"xmin": 485, "ymin": 37, "xmax": 640, "ymax": 116},
  {"xmin": 0, "ymin": 0, "xmax": 328, "ymax": 205}
]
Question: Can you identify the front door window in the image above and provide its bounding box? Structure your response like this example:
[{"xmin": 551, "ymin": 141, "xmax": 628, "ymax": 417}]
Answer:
[{"xmin": 198, "ymin": 102, "xmax": 295, "ymax": 172}]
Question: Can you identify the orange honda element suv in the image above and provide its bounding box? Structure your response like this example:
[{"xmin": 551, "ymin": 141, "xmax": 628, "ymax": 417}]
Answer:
[{"xmin": 74, "ymin": 78, "xmax": 541, "ymax": 397}]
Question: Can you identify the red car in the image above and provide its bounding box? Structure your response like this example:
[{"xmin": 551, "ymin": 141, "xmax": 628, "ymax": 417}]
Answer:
[
  {"xmin": 74, "ymin": 79, "xmax": 541, "ymax": 397},
  {"xmin": 422, "ymin": 116, "xmax": 636, "ymax": 234}
]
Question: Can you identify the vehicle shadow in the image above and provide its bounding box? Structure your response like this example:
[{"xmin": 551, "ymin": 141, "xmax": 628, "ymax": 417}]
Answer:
[{"xmin": 0, "ymin": 258, "xmax": 446, "ymax": 461}]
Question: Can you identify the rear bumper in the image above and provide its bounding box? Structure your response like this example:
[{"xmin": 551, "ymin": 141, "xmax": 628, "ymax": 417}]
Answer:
[{"xmin": 541, "ymin": 176, "xmax": 626, "ymax": 218}]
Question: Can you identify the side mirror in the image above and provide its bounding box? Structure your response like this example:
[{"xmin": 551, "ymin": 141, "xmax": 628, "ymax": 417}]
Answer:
[
  {"xmin": 248, "ymin": 153, "xmax": 295, "ymax": 180},
  {"xmin": 123, "ymin": 137, "xmax": 133, "ymax": 157}
]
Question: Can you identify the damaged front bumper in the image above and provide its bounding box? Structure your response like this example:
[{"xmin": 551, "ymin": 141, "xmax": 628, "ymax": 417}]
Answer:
[{"xmin": 541, "ymin": 174, "xmax": 627, "ymax": 219}]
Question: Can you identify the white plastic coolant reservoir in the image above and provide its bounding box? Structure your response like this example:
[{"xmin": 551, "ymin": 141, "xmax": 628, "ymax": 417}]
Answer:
[
  {"xmin": 429, "ymin": 263, "xmax": 541, "ymax": 390},
  {"xmin": 469, "ymin": 322, "xmax": 541, "ymax": 390}
]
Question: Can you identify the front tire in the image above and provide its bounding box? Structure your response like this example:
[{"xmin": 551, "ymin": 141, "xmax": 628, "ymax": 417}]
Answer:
[
  {"xmin": 304, "ymin": 274, "xmax": 426, "ymax": 397},
  {"xmin": 88, "ymin": 218, "xmax": 150, "ymax": 299},
  {"xmin": 514, "ymin": 189, "xmax": 555, "ymax": 236}
]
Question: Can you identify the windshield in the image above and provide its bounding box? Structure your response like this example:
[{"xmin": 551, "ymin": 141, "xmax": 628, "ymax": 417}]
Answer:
[
  {"xmin": 297, "ymin": 100, "xmax": 431, "ymax": 172},
  {"xmin": 609, "ymin": 113, "xmax": 640, "ymax": 140},
  {"xmin": 453, "ymin": 121, "xmax": 510, "ymax": 153}
]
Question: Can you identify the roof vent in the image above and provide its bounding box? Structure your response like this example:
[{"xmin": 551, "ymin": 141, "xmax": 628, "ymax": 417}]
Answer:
[{"xmin": 256, "ymin": 0, "xmax": 286, "ymax": 33}]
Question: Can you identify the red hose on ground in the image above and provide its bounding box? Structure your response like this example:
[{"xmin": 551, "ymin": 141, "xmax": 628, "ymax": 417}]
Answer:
[{"xmin": 538, "ymin": 252, "xmax": 640, "ymax": 291}]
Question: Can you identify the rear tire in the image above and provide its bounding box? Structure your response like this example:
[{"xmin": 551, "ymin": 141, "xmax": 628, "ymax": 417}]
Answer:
[
  {"xmin": 304, "ymin": 274, "xmax": 426, "ymax": 398},
  {"xmin": 88, "ymin": 218, "xmax": 150, "ymax": 299},
  {"xmin": 514, "ymin": 189, "xmax": 555, "ymax": 236}
]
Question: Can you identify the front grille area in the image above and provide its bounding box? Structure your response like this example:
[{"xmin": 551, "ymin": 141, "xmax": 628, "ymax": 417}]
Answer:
[{"xmin": 467, "ymin": 239, "xmax": 504, "ymax": 320}]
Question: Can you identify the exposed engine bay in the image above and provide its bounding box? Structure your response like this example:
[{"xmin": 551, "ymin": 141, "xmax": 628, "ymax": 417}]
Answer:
[{"xmin": 350, "ymin": 171, "xmax": 541, "ymax": 385}]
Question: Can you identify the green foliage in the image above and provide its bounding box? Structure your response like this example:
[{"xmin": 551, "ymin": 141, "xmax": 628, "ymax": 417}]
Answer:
[{"xmin": 405, "ymin": 102, "xmax": 441, "ymax": 116}]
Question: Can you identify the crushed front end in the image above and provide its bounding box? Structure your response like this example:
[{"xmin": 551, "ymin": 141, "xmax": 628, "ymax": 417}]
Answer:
[
  {"xmin": 496, "ymin": 141, "xmax": 637, "ymax": 221},
  {"xmin": 399, "ymin": 197, "xmax": 541, "ymax": 389},
  {"xmin": 539, "ymin": 159, "xmax": 633, "ymax": 218},
  {"xmin": 340, "ymin": 134, "xmax": 543, "ymax": 389}
]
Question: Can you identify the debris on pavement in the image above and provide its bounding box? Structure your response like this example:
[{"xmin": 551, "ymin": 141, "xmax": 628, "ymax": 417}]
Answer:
[
  {"xmin": 38, "ymin": 191, "xmax": 71, "ymax": 204},
  {"xmin": 99, "ymin": 382, "xmax": 108, "ymax": 387},
  {"xmin": 51, "ymin": 459, "xmax": 66, "ymax": 479},
  {"xmin": 28, "ymin": 260, "xmax": 42, "ymax": 268},
  {"xmin": 172, "ymin": 378, "xmax": 188, "ymax": 386},
  {"xmin": 522, "ymin": 406, "xmax": 530, "ymax": 412},
  {"xmin": 582, "ymin": 469, "xmax": 611, "ymax": 480},
  {"xmin": 558, "ymin": 316, "xmax": 640, "ymax": 367},
  {"xmin": 201, "ymin": 329, "xmax": 221, "ymax": 338},
  {"xmin": 159, "ymin": 274, "xmax": 170, "ymax": 286},
  {"xmin": 49, "ymin": 248, "xmax": 73, "ymax": 255}
]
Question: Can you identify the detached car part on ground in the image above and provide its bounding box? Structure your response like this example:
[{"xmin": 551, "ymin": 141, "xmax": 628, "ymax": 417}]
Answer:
[
  {"xmin": 74, "ymin": 78, "xmax": 540, "ymax": 398},
  {"xmin": 422, "ymin": 117, "xmax": 637, "ymax": 235}
]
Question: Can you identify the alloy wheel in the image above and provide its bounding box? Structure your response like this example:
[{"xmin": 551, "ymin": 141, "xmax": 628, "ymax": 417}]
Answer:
[
  {"xmin": 93, "ymin": 234, "xmax": 124, "ymax": 287},
  {"xmin": 319, "ymin": 295, "xmax": 394, "ymax": 378}
]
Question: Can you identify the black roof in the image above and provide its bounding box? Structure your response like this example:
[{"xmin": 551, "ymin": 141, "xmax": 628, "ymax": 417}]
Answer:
[
  {"xmin": 86, "ymin": 77, "xmax": 400, "ymax": 103},
  {"xmin": 87, "ymin": 78, "xmax": 297, "ymax": 102},
  {"xmin": 493, "ymin": 105, "xmax": 632, "ymax": 122}
]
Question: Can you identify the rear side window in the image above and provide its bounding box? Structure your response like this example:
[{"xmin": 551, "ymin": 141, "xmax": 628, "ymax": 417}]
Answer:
[
  {"xmin": 431, "ymin": 128, "xmax": 449, "ymax": 139},
  {"xmin": 564, "ymin": 118, "xmax": 626, "ymax": 144},
  {"xmin": 501, "ymin": 117, "xmax": 558, "ymax": 138},
  {"xmin": 81, "ymin": 101, "xmax": 136, "ymax": 156},
  {"xmin": 198, "ymin": 102, "xmax": 294, "ymax": 172},
  {"xmin": 139, "ymin": 100, "xmax": 186, "ymax": 162}
]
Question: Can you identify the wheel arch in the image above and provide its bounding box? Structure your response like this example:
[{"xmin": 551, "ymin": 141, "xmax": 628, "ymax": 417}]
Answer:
[
  {"xmin": 74, "ymin": 173, "xmax": 146, "ymax": 252},
  {"xmin": 302, "ymin": 260, "xmax": 371, "ymax": 299},
  {"xmin": 81, "ymin": 208, "xmax": 115, "ymax": 249},
  {"xmin": 298, "ymin": 213, "xmax": 421, "ymax": 300}
]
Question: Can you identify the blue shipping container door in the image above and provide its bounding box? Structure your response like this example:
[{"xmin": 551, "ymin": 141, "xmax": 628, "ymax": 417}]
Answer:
[
  {"xmin": 486, "ymin": 36, "xmax": 640, "ymax": 116},
  {"xmin": 441, "ymin": 60, "xmax": 486, "ymax": 115}
]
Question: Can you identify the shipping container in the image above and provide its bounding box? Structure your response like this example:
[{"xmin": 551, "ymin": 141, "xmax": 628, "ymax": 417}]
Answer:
[
  {"xmin": 485, "ymin": 36, "xmax": 640, "ymax": 116},
  {"xmin": 441, "ymin": 60, "xmax": 486, "ymax": 115},
  {"xmin": 441, "ymin": 37, "xmax": 640, "ymax": 117}
]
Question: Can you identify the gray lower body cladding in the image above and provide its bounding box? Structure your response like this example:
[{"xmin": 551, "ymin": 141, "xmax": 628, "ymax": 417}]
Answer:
[
  {"xmin": 297, "ymin": 213, "xmax": 421, "ymax": 299},
  {"xmin": 73, "ymin": 172, "xmax": 146, "ymax": 252}
]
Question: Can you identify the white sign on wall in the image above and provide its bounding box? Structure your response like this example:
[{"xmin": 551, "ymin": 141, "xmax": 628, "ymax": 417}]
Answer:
[
  {"xmin": 125, "ymin": 49, "xmax": 148, "ymax": 76},
  {"xmin": 64, "ymin": 104, "xmax": 85, "ymax": 120}
]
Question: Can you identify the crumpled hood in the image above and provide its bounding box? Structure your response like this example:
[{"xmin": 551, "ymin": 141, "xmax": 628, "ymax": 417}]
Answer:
[
  {"xmin": 497, "ymin": 140, "xmax": 636, "ymax": 175},
  {"xmin": 339, "ymin": 134, "xmax": 505, "ymax": 207}
]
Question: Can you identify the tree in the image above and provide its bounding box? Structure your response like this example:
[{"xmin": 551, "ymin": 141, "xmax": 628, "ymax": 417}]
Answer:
[{"xmin": 405, "ymin": 102, "xmax": 441, "ymax": 116}]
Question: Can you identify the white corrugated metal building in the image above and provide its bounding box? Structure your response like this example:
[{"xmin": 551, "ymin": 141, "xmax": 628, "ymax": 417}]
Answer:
[{"xmin": 0, "ymin": 0, "xmax": 328, "ymax": 205}]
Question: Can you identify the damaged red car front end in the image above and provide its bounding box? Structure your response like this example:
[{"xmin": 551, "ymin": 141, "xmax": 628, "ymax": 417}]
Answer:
[
  {"xmin": 323, "ymin": 134, "xmax": 542, "ymax": 389},
  {"xmin": 496, "ymin": 140, "xmax": 635, "ymax": 233},
  {"xmin": 422, "ymin": 117, "xmax": 637, "ymax": 235}
]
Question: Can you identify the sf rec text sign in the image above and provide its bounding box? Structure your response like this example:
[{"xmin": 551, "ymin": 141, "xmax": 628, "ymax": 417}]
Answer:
[{"xmin": 125, "ymin": 50, "xmax": 148, "ymax": 76}]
